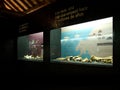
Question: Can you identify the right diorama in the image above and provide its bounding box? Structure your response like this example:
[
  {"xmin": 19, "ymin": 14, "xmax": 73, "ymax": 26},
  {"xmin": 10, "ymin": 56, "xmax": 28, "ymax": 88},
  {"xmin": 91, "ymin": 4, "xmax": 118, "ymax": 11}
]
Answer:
[{"xmin": 50, "ymin": 17, "xmax": 113, "ymax": 66}]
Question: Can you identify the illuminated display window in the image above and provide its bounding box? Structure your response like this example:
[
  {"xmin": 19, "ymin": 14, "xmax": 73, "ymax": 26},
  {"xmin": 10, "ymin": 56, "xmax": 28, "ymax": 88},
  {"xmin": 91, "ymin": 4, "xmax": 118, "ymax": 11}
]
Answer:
[
  {"xmin": 18, "ymin": 32, "xmax": 43, "ymax": 61},
  {"xmin": 50, "ymin": 17, "xmax": 113, "ymax": 66}
]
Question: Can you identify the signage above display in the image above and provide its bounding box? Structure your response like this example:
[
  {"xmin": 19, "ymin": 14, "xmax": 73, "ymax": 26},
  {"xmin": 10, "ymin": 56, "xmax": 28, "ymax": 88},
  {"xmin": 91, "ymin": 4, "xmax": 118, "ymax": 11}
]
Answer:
[{"xmin": 19, "ymin": 23, "xmax": 29, "ymax": 33}]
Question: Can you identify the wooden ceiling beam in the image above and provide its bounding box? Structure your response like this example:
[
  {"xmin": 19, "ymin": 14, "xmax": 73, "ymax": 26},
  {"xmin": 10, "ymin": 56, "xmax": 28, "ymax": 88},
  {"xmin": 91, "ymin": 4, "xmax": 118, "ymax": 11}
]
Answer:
[
  {"xmin": 38, "ymin": 0, "xmax": 44, "ymax": 2},
  {"xmin": 27, "ymin": 0, "xmax": 35, "ymax": 7},
  {"xmin": 8, "ymin": 0, "xmax": 24, "ymax": 12},
  {"xmin": 26, "ymin": 2, "xmax": 49, "ymax": 14},
  {"xmin": 23, "ymin": 0, "xmax": 33, "ymax": 8},
  {"xmin": 1, "ymin": 0, "xmax": 56, "ymax": 16},
  {"xmin": 16, "ymin": 0, "xmax": 28, "ymax": 10},
  {"xmin": 4, "ymin": 0, "xmax": 18, "ymax": 12},
  {"xmin": 4, "ymin": 3, "xmax": 12, "ymax": 10},
  {"xmin": 31, "ymin": 0, "xmax": 38, "ymax": 5},
  {"xmin": 13, "ymin": 0, "xmax": 26, "ymax": 12}
]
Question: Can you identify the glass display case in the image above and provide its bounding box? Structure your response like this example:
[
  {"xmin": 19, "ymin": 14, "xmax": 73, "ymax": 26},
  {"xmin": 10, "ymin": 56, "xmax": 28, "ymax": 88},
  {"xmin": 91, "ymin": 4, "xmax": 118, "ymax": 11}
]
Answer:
[
  {"xmin": 50, "ymin": 17, "xmax": 113, "ymax": 66},
  {"xmin": 17, "ymin": 32, "xmax": 43, "ymax": 61}
]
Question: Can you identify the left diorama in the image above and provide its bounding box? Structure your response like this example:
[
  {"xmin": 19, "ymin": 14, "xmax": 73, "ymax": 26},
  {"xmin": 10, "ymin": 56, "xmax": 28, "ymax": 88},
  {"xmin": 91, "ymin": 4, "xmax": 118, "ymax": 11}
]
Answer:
[{"xmin": 17, "ymin": 32, "xmax": 44, "ymax": 61}]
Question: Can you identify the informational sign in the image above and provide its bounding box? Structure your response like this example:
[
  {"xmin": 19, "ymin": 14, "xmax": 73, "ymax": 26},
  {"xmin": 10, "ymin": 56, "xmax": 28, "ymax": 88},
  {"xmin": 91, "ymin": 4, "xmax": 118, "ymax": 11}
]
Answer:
[
  {"xmin": 54, "ymin": 5, "xmax": 88, "ymax": 28},
  {"xmin": 19, "ymin": 23, "xmax": 29, "ymax": 33},
  {"xmin": 55, "ymin": 6, "xmax": 88, "ymax": 23}
]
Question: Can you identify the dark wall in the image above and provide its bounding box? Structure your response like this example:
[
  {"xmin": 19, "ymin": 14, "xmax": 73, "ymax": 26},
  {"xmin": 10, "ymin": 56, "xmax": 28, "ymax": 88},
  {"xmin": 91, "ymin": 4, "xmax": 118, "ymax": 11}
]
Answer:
[
  {"xmin": 0, "ymin": 15, "xmax": 19, "ymax": 89},
  {"xmin": 0, "ymin": 17, "xmax": 17, "ymax": 61}
]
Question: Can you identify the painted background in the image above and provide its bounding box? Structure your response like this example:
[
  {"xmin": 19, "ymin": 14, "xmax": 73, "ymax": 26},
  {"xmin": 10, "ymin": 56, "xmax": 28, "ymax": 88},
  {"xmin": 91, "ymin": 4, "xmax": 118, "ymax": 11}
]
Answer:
[
  {"xmin": 61, "ymin": 17, "xmax": 113, "ymax": 59},
  {"xmin": 18, "ymin": 32, "xmax": 43, "ymax": 59}
]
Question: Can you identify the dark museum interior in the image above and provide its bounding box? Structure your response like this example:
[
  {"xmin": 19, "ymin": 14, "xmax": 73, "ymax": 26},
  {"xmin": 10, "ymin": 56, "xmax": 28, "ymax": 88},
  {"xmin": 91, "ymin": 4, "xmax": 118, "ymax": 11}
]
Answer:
[{"xmin": 0, "ymin": 0, "xmax": 120, "ymax": 90}]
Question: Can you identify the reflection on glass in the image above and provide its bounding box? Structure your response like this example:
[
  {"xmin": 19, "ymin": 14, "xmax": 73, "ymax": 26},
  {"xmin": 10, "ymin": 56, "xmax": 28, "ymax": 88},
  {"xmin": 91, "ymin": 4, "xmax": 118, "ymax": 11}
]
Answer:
[
  {"xmin": 18, "ymin": 32, "xmax": 43, "ymax": 61},
  {"xmin": 50, "ymin": 17, "xmax": 113, "ymax": 65}
]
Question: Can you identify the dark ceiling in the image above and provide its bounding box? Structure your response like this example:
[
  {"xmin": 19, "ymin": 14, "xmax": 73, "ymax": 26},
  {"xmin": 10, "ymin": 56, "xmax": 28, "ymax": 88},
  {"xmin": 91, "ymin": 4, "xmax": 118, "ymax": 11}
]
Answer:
[{"xmin": 0, "ymin": 0, "xmax": 56, "ymax": 17}]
